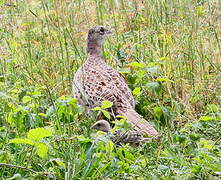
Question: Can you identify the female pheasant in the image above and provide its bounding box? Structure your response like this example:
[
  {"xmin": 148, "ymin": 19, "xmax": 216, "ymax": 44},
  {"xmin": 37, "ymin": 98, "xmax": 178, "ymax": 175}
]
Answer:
[{"xmin": 73, "ymin": 26, "xmax": 159, "ymax": 137}]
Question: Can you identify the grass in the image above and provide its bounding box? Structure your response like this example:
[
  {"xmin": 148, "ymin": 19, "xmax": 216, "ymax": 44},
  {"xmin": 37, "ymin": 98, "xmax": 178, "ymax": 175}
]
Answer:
[{"xmin": 0, "ymin": 0, "xmax": 221, "ymax": 179}]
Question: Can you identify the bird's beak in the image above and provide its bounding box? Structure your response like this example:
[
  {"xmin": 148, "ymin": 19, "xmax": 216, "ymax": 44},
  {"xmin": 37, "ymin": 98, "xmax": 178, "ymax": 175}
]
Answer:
[
  {"xmin": 91, "ymin": 124, "xmax": 96, "ymax": 129},
  {"xmin": 105, "ymin": 29, "xmax": 112, "ymax": 35}
]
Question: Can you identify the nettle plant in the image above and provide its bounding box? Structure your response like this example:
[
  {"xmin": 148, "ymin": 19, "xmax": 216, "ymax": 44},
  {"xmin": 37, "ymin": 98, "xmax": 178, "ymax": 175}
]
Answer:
[
  {"xmin": 92, "ymin": 100, "xmax": 113, "ymax": 120},
  {"xmin": 9, "ymin": 128, "xmax": 52, "ymax": 158},
  {"xmin": 121, "ymin": 61, "xmax": 173, "ymax": 127}
]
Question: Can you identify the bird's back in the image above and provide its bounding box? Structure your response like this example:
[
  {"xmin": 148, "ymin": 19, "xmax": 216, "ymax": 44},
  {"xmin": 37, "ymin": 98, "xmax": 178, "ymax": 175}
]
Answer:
[{"xmin": 73, "ymin": 54, "xmax": 135, "ymax": 109}]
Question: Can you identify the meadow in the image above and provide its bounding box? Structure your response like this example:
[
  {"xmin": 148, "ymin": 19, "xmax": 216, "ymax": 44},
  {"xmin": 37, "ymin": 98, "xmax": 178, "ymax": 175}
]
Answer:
[{"xmin": 0, "ymin": 0, "xmax": 221, "ymax": 179}]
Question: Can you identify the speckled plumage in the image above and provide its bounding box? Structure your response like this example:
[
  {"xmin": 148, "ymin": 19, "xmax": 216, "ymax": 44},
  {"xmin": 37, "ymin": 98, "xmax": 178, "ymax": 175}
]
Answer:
[
  {"xmin": 91, "ymin": 120, "xmax": 152, "ymax": 145},
  {"xmin": 73, "ymin": 26, "xmax": 159, "ymax": 137}
]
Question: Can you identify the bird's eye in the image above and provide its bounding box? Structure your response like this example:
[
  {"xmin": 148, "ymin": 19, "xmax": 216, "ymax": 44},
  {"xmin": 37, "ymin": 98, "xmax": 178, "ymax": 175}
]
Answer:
[
  {"xmin": 100, "ymin": 27, "xmax": 104, "ymax": 33},
  {"xmin": 89, "ymin": 29, "xmax": 95, "ymax": 34},
  {"xmin": 97, "ymin": 123, "xmax": 101, "ymax": 127}
]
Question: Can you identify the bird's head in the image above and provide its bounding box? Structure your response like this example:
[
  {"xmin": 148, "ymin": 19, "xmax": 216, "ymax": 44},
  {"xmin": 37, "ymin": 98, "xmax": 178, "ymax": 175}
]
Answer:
[
  {"xmin": 91, "ymin": 120, "xmax": 111, "ymax": 133},
  {"xmin": 87, "ymin": 26, "xmax": 112, "ymax": 45}
]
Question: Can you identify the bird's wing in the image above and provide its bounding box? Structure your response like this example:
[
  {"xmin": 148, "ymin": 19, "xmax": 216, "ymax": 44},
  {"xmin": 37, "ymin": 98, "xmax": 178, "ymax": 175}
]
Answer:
[{"xmin": 74, "ymin": 60, "xmax": 134, "ymax": 109}]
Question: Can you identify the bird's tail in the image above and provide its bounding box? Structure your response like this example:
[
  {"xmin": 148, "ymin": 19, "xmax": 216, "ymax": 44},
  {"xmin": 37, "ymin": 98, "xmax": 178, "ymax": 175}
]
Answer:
[{"xmin": 116, "ymin": 108, "xmax": 159, "ymax": 137}]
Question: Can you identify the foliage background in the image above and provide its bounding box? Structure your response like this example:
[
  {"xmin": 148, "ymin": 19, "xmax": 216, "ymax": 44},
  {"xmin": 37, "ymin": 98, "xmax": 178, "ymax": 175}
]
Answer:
[{"xmin": 0, "ymin": 0, "xmax": 220, "ymax": 179}]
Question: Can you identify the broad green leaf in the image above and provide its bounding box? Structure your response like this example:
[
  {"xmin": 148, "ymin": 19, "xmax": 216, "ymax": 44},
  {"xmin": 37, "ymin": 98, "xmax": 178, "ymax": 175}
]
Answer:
[
  {"xmin": 199, "ymin": 139, "xmax": 214, "ymax": 150},
  {"xmin": 101, "ymin": 100, "xmax": 113, "ymax": 109},
  {"xmin": 105, "ymin": 141, "xmax": 114, "ymax": 155},
  {"xmin": 9, "ymin": 138, "xmax": 34, "ymax": 145},
  {"xmin": 191, "ymin": 165, "xmax": 202, "ymax": 174},
  {"xmin": 92, "ymin": 107, "xmax": 101, "ymax": 111},
  {"xmin": 101, "ymin": 110, "xmax": 111, "ymax": 119},
  {"xmin": 156, "ymin": 78, "xmax": 174, "ymax": 83},
  {"xmin": 35, "ymin": 142, "xmax": 48, "ymax": 158},
  {"xmin": 27, "ymin": 128, "xmax": 52, "ymax": 141},
  {"xmin": 22, "ymin": 96, "xmax": 32, "ymax": 103},
  {"xmin": 189, "ymin": 134, "xmax": 200, "ymax": 142},
  {"xmin": 153, "ymin": 107, "xmax": 163, "ymax": 119},
  {"xmin": 128, "ymin": 62, "xmax": 145, "ymax": 68},
  {"xmin": 197, "ymin": 6, "xmax": 203, "ymax": 16},
  {"xmin": 68, "ymin": 98, "xmax": 77, "ymax": 105},
  {"xmin": 136, "ymin": 43, "xmax": 143, "ymax": 49},
  {"xmin": 59, "ymin": 95, "xmax": 66, "ymax": 100},
  {"xmin": 132, "ymin": 87, "xmax": 141, "ymax": 96},
  {"xmin": 0, "ymin": 0, "xmax": 5, "ymax": 6},
  {"xmin": 114, "ymin": 119, "xmax": 131, "ymax": 130},
  {"xmin": 199, "ymin": 116, "xmax": 215, "ymax": 121},
  {"xmin": 38, "ymin": 113, "xmax": 46, "ymax": 117},
  {"xmin": 31, "ymin": 91, "xmax": 41, "ymax": 96},
  {"xmin": 146, "ymin": 82, "xmax": 161, "ymax": 93},
  {"xmin": 124, "ymin": 149, "xmax": 135, "ymax": 161}
]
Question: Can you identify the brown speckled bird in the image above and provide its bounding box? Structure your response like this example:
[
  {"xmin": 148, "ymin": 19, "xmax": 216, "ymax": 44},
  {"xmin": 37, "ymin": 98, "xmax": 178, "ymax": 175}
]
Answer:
[
  {"xmin": 91, "ymin": 120, "xmax": 152, "ymax": 145},
  {"xmin": 73, "ymin": 26, "xmax": 159, "ymax": 137}
]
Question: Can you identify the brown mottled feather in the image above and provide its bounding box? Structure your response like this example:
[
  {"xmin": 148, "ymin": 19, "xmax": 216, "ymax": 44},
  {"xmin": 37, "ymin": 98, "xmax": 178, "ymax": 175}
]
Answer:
[
  {"xmin": 91, "ymin": 120, "xmax": 152, "ymax": 145},
  {"xmin": 73, "ymin": 26, "xmax": 159, "ymax": 137}
]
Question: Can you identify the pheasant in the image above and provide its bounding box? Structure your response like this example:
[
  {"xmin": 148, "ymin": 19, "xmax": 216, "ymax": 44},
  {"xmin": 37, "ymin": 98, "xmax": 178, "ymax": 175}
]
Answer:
[
  {"xmin": 72, "ymin": 26, "xmax": 159, "ymax": 137},
  {"xmin": 91, "ymin": 120, "xmax": 152, "ymax": 145}
]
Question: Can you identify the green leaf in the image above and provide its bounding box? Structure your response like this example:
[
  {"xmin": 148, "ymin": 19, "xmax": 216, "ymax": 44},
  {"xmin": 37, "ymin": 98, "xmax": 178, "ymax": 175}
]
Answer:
[
  {"xmin": 38, "ymin": 113, "xmax": 46, "ymax": 117},
  {"xmin": 146, "ymin": 82, "xmax": 161, "ymax": 93},
  {"xmin": 27, "ymin": 128, "xmax": 52, "ymax": 141},
  {"xmin": 0, "ymin": 0, "xmax": 5, "ymax": 6},
  {"xmin": 101, "ymin": 100, "xmax": 113, "ymax": 109},
  {"xmin": 156, "ymin": 78, "xmax": 174, "ymax": 83},
  {"xmin": 101, "ymin": 110, "xmax": 111, "ymax": 119},
  {"xmin": 22, "ymin": 96, "xmax": 32, "ymax": 103},
  {"xmin": 123, "ymin": 149, "xmax": 135, "ymax": 161},
  {"xmin": 136, "ymin": 43, "xmax": 143, "ymax": 49},
  {"xmin": 153, "ymin": 107, "xmax": 163, "ymax": 119},
  {"xmin": 68, "ymin": 98, "xmax": 77, "ymax": 105},
  {"xmin": 128, "ymin": 62, "xmax": 145, "ymax": 68},
  {"xmin": 35, "ymin": 142, "xmax": 48, "ymax": 158},
  {"xmin": 199, "ymin": 116, "xmax": 215, "ymax": 121},
  {"xmin": 9, "ymin": 138, "xmax": 34, "ymax": 145},
  {"xmin": 199, "ymin": 139, "xmax": 214, "ymax": 150},
  {"xmin": 92, "ymin": 107, "xmax": 101, "ymax": 111},
  {"xmin": 132, "ymin": 87, "xmax": 141, "ymax": 96},
  {"xmin": 197, "ymin": 6, "xmax": 203, "ymax": 16},
  {"xmin": 191, "ymin": 165, "xmax": 202, "ymax": 174},
  {"xmin": 113, "ymin": 119, "xmax": 131, "ymax": 130},
  {"xmin": 105, "ymin": 141, "xmax": 114, "ymax": 155}
]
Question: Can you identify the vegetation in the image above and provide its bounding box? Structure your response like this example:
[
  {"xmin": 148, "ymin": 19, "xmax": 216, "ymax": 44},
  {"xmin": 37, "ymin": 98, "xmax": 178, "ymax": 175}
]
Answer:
[{"xmin": 0, "ymin": 0, "xmax": 220, "ymax": 179}]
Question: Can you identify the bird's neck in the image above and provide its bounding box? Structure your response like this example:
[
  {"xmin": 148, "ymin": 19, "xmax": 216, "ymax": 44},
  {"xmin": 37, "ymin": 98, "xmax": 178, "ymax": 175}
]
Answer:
[{"xmin": 87, "ymin": 40, "xmax": 102, "ymax": 56}]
